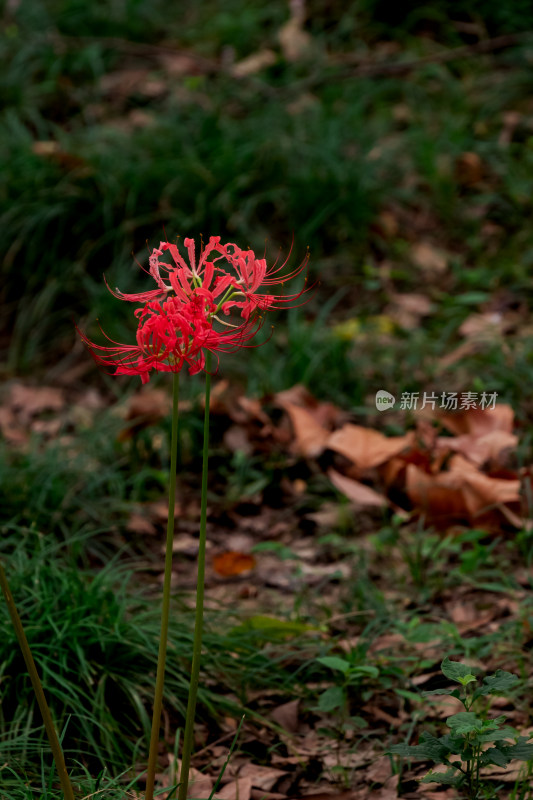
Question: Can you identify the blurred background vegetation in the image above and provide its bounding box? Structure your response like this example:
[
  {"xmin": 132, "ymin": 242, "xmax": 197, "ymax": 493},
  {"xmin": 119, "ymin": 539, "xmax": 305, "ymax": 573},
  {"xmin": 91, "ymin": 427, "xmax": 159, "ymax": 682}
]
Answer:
[{"xmin": 2, "ymin": 0, "xmax": 533, "ymax": 411}]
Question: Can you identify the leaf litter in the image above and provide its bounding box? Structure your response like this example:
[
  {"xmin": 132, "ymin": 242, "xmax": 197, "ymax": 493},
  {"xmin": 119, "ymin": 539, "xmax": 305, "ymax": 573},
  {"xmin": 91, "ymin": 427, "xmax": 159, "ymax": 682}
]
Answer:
[{"xmin": 2, "ymin": 377, "xmax": 533, "ymax": 797}]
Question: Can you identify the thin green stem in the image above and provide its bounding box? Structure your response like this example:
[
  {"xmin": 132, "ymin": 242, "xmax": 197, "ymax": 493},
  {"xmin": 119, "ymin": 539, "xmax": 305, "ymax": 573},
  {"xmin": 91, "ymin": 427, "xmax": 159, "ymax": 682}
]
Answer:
[
  {"xmin": 145, "ymin": 371, "xmax": 180, "ymax": 800},
  {"xmin": 178, "ymin": 354, "xmax": 211, "ymax": 800},
  {"xmin": 0, "ymin": 560, "xmax": 75, "ymax": 800},
  {"xmin": 475, "ymin": 742, "xmax": 481, "ymax": 798}
]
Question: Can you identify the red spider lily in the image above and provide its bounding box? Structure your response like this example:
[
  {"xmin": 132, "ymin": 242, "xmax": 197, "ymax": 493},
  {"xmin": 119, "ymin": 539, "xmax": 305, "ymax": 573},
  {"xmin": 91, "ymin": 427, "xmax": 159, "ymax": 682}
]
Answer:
[
  {"xmin": 80, "ymin": 235, "xmax": 310, "ymax": 383},
  {"xmin": 78, "ymin": 290, "xmax": 263, "ymax": 384},
  {"xmin": 109, "ymin": 237, "xmax": 310, "ymax": 321}
]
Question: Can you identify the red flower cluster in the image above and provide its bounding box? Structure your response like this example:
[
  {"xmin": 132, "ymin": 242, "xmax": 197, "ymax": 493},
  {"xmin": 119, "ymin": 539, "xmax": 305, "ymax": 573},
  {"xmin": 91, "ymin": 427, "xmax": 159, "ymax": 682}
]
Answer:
[{"xmin": 79, "ymin": 237, "xmax": 309, "ymax": 383}]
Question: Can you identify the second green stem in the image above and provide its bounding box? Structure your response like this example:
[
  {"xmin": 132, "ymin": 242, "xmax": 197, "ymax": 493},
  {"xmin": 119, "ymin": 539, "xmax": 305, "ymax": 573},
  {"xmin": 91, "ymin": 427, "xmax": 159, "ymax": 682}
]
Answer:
[
  {"xmin": 178, "ymin": 354, "xmax": 211, "ymax": 800},
  {"xmin": 145, "ymin": 371, "xmax": 180, "ymax": 800}
]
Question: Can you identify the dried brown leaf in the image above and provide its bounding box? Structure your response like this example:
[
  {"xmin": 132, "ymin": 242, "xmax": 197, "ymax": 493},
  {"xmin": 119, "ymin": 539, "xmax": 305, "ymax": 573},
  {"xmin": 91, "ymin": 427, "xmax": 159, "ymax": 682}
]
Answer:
[
  {"xmin": 270, "ymin": 699, "xmax": 300, "ymax": 733},
  {"xmin": 406, "ymin": 460, "xmax": 521, "ymax": 525},
  {"xmin": 278, "ymin": 18, "xmax": 312, "ymax": 62},
  {"xmin": 125, "ymin": 388, "xmax": 171, "ymax": 421},
  {"xmin": 455, "ymin": 151, "xmax": 484, "ymax": 186},
  {"xmin": 438, "ymin": 403, "xmax": 514, "ymax": 436},
  {"xmin": 215, "ymin": 777, "xmax": 253, "ymax": 800},
  {"xmin": 213, "ymin": 552, "xmax": 256, "ymax": 577},
  {"xmin": 282, "ymin": 402, "xmax": 331, "ymax": 458},
  {"xmin": 0, "ymin": 407, "xmax": 28, "ymax": 445},
  {"xmin": 327, "ymin": 424, "xmax": 414, "ymax": 471},
  {"xmin": 411, "ymin": 241, "xmax": 448, "ymax": 274},
  {"xmin": 459, "ymin": 311, "xmax": 509, "ymax": 341},
  {"xmin": 126, "ymin": 513, "xmax": 157, "ymax": 536},
  {"xmin": 386, "ymin": 292, "xmax": 433, "ymax": 330},
  {"xmin": 239, "ymin": 764, "xmax": 288, "ymax": 791},
  {"xmin": 10, "ymin": 384, "xmax": 64, "ymax": 420},
  {"xmin": 224, "ymin": 424, "xmax": 254, "ymax": 455},
  {"xmin": 232, "ymin": 49, "xmax": 277, "ymax": 77},
  {"xmin": 328, "ymin": 469, "xmax": 388, "ymax": 508},
  {"xmin": 436, "ymin": 429, "xmax": 518, "ymax": 467}
]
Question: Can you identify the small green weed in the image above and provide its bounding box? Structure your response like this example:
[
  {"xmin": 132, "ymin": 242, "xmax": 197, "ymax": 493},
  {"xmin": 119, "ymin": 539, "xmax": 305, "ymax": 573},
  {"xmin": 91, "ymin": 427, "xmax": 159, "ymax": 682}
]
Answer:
[
  {"xmin": 314, "ymin": 655, "xmax": 379, "ymax": 716},
  {"xmin": 390, "ymin": 657, "xmax": 533, "ymax": 799}
]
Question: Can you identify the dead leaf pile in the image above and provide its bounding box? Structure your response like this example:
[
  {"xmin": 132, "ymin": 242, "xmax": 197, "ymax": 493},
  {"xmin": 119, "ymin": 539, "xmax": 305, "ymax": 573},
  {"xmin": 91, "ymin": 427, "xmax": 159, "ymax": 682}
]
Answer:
[
  {"xmin": 275, "ymin": 385, "xmax": 525, "ymax": 531},
  {"xmin": 1, "ymin": 379, "xmax": 527, "ymax": 536},
  {"xmin": 0, "ymin": 383, "xmax": 66, "ymax": 444}
]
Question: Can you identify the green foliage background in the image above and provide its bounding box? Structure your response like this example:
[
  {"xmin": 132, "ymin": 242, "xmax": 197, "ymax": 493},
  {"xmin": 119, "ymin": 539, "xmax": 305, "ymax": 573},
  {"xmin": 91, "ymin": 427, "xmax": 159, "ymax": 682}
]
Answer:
[{"xmin": 2, "ymin": 0, "xmax": 533, "ymax": 406}]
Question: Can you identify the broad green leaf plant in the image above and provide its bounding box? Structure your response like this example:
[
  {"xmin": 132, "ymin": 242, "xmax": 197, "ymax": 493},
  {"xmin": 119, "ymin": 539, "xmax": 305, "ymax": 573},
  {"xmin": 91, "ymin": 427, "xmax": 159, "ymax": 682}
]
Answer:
[{"xmin": 390, "ymin": 657, "xmax": 533, "ymax": 799}]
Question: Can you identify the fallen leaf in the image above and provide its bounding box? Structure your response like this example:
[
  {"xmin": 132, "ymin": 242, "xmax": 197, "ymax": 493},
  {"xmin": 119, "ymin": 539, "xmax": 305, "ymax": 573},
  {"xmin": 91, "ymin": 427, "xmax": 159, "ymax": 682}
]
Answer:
[
  {"xmin": 32, "ymin": 140, "xmax": 62, "ymax": 156},
  {"xmin": 288, "ymin": 793, "xmax": 355, "ymax": 800},
  {"xmin": 411, "ymin": 241, "xmax": 448, "ymax": 274},
  {"xmin": 436, "ymin": 429, "xmax": 518, "ymax": 467},
  {"xmin": 366, "ymin": 755, "xmax": 393, "ymax": 784},
  {"xmin": 232, "ymin": 49, "xmax": 277, "ymax": 77},
  {"xmin": 171, "ymin": 761, "xmax": 213, "ymax": 800},
  {"xmin": 328, "ymin": 469, "xmax": 388, "ymax": 508},
  {"xmin": 250, "ymin": 791, "xmax": 286, "ymax": 800},
  {"xmin": 371, "ymin": 787, "xmax": 400, "ymax": 800},
  {"xmin": 305, "ymin": 503, "xmax": 342, "ymax": 528},
  {"xmin": 405, "ymin": 463, "xmax": 475, "ymax": 522},
  {"xmin": 455, "ymin": 151, "xmax": 484, "ymax": 186},
  {"xmin": 236, "ymin": 395, "xmax": 270, "ymax": 425},
  {"xmin": 150, "ymin": 500, "xmax": 183, "ymax": 520},
  {"xmin": 283, "ymin": 402, "xmax": 331, "ymax": 458},
  {"xmin": 459, "ymin": 311, "xmax": 508, "ymax": 341},
  {"xmin": 99, "ymin": 68, "xmax": 156, "ymax": 99},
  {"xmin": 158, "ymin": 52, "xmax": 206, "ymax": 76},
  {"xmin": 0, "ymin": 407, "xmax": 28, "ymax": 445},
  {"xmin": 172, "ymin": 534, "xmax": 200, "ymax": 556},
  {"xmin": 126, "ymin": 513, "xmax": 157, "ymax": 536},
  {"xmin": 286, "ymin": 91, "xmax": 319, "ymax": 115},
  {"xmin": 128, "ymin": 109, "xmax": 155, "ymax": 128},
  {"xmin": 386, "ymin": 292, "xmax": 433, "ymax": 330},
  {"xmin": 405, "ymin": 460, "xmax": 521, "ymax": 525},
  {"xmin": 456, "ymin": 464, "xmax": 521, "ymax": 515},
  {"xmin": 270, "ymin": 699, "xmax": 300, "ymax": 733},
  {"xmin": 215, "ymin": 777, "xmax": 253, "ymax": 800},
  {"xmin": 299, "ymin": 561, "xmax": 351, "ymax": 583},
  {"xmin": 213, "ymin": 552, "xmax": 256, "ymax": 577},
  {"xmin": 224, "ymin": 424, "xmax": 254, "ymax": 455},
  {"xmin": 275, "ymin": 385, "xmax": 345, "ymax": 429},
  {"xmin": 239, "ymin": 764, "xmax": 288, "ymax": 791},
  {"xmin": 125, "ymin": 388, "xmax": 171, "ymax": 421},
  {"xmin": 438, "ymin": 403, "xmax": 514, "ymax": 436},
  {"xmin": 374, "ymin": 210, "xmax": 399, "ymax": 238},
  {"xmin": 436, "ymin": 339, "xmax": 480, "ymax": 370},
  {"xmin": 499, "ymin": 110, "xmax": 522, "ymax": 146},
  {"xmin": 10, "ymin": 384, "xmax": 64, "ymax": 421},
  {"xmin": 327, "ymin": 425, "xmax": 414, "ymax": 471},
  {"xmin": 31, "ymin": 141, "xmax": 86, "ymax": 170},
  {"xmin": 278, "ymin": 17, "xmax": 312, "ymax": 62},
  {"xmin": 187, "ymin": 770, "xmax": 213, "ymax": 799}
]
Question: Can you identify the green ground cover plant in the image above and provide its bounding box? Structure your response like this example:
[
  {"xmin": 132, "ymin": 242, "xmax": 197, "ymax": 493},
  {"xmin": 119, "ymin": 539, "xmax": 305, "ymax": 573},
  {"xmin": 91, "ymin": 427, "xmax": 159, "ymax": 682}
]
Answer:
[
  {"xmin": 0, "ymin": 529, "xmax": 338, "ymax": 775},
  {"xmin": 391, "ymin": 658, "xmax": 533, "ymax": 799}
]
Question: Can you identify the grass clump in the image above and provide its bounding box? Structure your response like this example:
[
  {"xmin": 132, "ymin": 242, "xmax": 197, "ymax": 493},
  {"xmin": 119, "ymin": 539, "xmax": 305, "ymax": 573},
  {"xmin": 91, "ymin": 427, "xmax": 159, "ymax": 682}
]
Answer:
[
  {"xmin": 0, "ymin": 532, "xmax": 189, "ymax": 770},
  {"xmin": 0, "ymin": 528, "xmax": 332, "ymax": 776}
]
